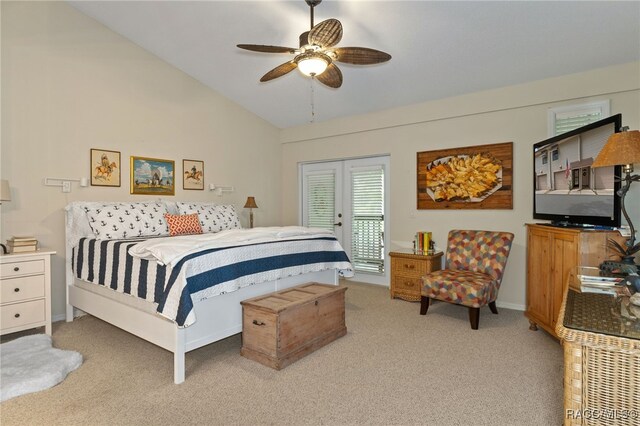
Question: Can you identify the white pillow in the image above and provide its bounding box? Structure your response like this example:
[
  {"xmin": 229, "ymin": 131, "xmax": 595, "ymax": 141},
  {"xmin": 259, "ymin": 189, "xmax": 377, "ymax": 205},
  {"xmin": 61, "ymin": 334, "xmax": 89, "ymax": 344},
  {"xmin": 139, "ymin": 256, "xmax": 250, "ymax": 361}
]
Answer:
[
  {"xmin": 86, "ymin": 202, "xmax": 170, "ymax": 240},
  {"xmin": 176, "ymin": 202, "xmax": 241, "ymax": 233}
]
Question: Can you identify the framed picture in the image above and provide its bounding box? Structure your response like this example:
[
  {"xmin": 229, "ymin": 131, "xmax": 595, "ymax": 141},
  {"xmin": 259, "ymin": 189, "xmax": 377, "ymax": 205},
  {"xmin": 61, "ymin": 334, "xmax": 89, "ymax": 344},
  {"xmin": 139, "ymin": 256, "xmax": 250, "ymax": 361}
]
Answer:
[
  {"xmin": 91, "ymin": 149, "xmax": 121, "ymax": 187},
  {"xmin": 417, "ymin": 141, "xmax": 513, "ymax": 210},
  {"xmin": 183, "ymin": 159, "xmax": 204, "ymax": 190},
  {"xmin": 130, "ymin": 156, "xmax": 175, "ymax": 195}
]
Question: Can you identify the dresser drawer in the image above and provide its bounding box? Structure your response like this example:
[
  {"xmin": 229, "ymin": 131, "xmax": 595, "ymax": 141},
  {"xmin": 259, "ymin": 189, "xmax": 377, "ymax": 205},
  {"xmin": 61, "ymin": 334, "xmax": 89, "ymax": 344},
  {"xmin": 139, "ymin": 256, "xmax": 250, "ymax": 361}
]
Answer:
[
  {"xmin": 1, "ymin": 275, "xmax": 45, "ymax": 304},
  {"xmin": 0, "ymin": 259, "xmax": 44, "ymax": 279},
  {"xmin": 1, "ymin": 299, "xmax": 45, "ymax": 330},
  {"xmin": 391, "ymin": 257, "xmax": 426, "ymax": 277}
]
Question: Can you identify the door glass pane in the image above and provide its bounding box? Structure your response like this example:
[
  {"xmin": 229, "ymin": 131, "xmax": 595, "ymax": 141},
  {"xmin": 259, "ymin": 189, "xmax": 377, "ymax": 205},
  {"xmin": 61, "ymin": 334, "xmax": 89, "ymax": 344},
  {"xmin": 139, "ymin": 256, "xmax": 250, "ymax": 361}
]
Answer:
[
  {"xmin": 306, "ymin": 173, "xmax": 335, "ymax": 231},
  {"xmin": 351, "ymin": 167, "xmax": 384, "ymax": 274}
]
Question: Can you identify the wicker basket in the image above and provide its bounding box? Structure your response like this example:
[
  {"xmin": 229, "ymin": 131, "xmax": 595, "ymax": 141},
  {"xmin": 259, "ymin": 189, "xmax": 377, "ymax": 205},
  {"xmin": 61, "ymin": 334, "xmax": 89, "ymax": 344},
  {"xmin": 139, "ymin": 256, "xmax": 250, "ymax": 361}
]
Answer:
[{"xmin": 556, "ymin": 273, "xmax": 640, "ymax": 426}]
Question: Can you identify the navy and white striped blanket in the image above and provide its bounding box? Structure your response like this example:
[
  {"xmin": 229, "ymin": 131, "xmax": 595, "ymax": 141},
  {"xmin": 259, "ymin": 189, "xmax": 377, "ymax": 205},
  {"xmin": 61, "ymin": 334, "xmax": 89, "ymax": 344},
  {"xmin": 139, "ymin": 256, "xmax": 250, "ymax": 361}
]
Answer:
[{"xmin": 73, "ymin": 234, "xmax": 352, "ymax": 327}]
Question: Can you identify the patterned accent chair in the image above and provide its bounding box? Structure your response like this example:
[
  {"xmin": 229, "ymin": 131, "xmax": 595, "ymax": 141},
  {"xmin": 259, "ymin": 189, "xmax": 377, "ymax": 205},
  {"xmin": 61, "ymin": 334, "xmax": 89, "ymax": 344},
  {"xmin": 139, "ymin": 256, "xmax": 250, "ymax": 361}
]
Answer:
[{"xmin": 420, "ymin": 230, "xmax": 514, "ymax": 330}]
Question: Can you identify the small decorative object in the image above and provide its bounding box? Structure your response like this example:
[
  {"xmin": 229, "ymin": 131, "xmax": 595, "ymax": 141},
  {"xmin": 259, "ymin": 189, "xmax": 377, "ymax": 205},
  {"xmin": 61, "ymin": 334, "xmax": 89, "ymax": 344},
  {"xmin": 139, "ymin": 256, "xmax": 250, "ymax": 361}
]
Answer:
[
  {"xmin": 91, "ymin": 149, "xmax": 121, "ymax": 187},
  {"xmin": 130, "ymin": 156, "xmax": 175, "ymax": 195},
  {"xmin": 592, "ymin": 128, "xmax": 640, "ymax": 265},
  {"xmin": 244, "ymin": 196, "xmax": 258, "ymax": 228},
  {"xmin": 182, "ymin": 159, "xmax": 204, "ymax": 190},
  {"xmin": 417, "ymin": 142, "xmax": 513, "ymax": 210},
  {"xmin": 6, "ymin": 236, "xmax": 38, "ymax": 253}
]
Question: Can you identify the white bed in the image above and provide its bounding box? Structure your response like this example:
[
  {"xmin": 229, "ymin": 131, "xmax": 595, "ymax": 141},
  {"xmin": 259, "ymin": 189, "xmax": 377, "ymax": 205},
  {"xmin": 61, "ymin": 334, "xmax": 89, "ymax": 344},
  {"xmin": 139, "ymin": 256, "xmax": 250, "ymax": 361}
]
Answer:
[{"xmin": 64, "ymin": 201, "xmax": 345, "ymax": 384}]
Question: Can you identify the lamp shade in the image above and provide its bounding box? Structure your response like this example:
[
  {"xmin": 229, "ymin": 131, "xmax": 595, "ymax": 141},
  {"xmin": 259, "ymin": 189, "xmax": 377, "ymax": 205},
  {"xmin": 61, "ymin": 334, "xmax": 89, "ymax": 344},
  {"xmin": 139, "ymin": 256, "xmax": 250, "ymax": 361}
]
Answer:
[
  {"xmin": 592, "ymin": 130, "xmax": 640, "ymax": 168},
  {"xmin": 244, "ymin": 196, "xmax": 258, "ymax": 209},
  {"xmin": 0, "ymin": 180, "xmax": 11, "ymax": 202}
]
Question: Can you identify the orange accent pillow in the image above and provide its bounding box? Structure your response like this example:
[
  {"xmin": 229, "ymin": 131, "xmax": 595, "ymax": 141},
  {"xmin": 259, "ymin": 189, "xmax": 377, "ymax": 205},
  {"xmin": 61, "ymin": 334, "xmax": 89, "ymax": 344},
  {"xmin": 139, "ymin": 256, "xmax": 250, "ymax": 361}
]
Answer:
[{"xmin": 164, "ymin": 213, "xmax": 203, "ymax": 237}]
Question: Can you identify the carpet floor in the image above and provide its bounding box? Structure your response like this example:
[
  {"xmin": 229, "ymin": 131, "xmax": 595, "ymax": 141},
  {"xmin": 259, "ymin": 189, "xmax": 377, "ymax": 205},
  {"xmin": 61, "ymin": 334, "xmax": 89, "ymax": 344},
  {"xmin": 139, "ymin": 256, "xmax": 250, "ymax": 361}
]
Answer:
[{"xmin": 0, "ymin": 281, "xmax": 563, "ymax": 425}]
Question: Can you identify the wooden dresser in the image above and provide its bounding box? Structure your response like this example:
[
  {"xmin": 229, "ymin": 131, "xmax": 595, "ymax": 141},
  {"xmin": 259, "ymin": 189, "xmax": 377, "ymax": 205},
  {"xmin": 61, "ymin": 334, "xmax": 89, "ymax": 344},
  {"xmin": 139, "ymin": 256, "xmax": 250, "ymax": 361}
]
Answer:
[
  {"xmin": 389, "ymin": 250, "xmax": 443, "ymax": 301},
  {"xmin": 0, "ymin": 250, "xmax": 55, "ymax": 336},
  {"xmin": 525, "ymin": 224, "xmax": 624, "ymax": 338}
]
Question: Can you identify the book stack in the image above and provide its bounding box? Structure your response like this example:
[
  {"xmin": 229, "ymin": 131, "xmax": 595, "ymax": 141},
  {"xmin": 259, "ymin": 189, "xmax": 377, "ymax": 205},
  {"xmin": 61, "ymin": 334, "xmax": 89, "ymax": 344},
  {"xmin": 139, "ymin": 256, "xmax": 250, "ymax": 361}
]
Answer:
[
  {"xmin": 414, "ymin": 231, "xmax": 433, "ymax": 255},
  {"xmin": 7, "ymin": 236, "xmax": 38, "ymax": 253},
  {"xmin": 575, "ymin": 266, "xmax": 624, "ymax": 295}
]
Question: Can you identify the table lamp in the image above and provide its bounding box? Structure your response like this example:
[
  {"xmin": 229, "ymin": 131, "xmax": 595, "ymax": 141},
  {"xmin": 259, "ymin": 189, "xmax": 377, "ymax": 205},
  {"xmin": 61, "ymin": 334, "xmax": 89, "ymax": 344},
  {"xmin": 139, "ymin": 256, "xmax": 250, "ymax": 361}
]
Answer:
[
  {"xmin": 592, "ymin": 128, "xmax": 640, "ymax": 262},
  {"xmin": 244, "ymin": 196, "xmax": 258, "ymax": 228}
]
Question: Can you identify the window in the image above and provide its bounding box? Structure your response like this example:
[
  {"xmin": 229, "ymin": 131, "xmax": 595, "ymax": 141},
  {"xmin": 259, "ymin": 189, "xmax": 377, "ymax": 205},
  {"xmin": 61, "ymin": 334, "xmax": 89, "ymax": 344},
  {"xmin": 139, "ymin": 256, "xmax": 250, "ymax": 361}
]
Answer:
[{"xmin": 548, "ymin": 100, "xmax": 610, "ymax": 136}]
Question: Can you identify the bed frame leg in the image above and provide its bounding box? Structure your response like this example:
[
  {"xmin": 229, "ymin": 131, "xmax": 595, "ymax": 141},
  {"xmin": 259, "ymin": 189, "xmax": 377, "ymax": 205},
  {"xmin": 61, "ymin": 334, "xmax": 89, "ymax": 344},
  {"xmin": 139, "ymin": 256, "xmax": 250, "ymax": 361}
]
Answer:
[
  {"xmin": 66, "ymin": 304, "xmax": 74, "ymax": 322},
  {"xmin": 174, "ymin": 329, "xmax": 186, "ymax": 384}
]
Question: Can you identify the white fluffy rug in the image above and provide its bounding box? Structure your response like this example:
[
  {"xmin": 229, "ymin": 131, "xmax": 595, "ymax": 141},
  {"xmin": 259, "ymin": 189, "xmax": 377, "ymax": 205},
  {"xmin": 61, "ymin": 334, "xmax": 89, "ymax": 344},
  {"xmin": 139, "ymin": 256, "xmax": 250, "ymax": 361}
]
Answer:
[{"xmin": 1, "ymin": 334, "xmax": 82, "ymax": 402}]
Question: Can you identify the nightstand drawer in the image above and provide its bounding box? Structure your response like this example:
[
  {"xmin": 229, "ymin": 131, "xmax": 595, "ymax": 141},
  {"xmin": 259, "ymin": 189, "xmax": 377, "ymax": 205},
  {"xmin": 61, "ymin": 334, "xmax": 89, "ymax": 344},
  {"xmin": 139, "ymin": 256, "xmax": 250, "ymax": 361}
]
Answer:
[
  {"xmin": 391, "ymin": 257, "xmax": 426, "ymax": 277},
  {"xmin": 392, "ymin": 276, "xmax": 423, "ymax": 293},
  {"xmin": 1, "ymin": 275, "xmax": 45, "ymax": 304},
  {"xmin": 1, "ymin": 299, "xmax": 45, "ymax": 329},
  {"xmin": 0, "ymin": 259, "xmax": 44, "ymax": 279}
]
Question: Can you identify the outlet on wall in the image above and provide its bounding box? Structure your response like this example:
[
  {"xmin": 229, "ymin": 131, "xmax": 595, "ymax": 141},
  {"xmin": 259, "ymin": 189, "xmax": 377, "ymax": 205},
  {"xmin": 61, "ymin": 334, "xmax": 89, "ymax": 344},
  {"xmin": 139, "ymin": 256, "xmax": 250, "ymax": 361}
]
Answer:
[{"xmin": 62, "ymin": 181, "xmax": 71, "ymax": 193}]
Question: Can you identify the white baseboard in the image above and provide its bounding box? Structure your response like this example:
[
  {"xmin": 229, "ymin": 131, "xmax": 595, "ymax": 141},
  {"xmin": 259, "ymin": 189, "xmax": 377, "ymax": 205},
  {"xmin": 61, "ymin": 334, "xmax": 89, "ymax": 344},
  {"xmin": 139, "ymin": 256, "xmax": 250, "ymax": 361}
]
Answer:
[{"xmin": 496, "ymin": 301, "xmax": 525, "ymax": 311}]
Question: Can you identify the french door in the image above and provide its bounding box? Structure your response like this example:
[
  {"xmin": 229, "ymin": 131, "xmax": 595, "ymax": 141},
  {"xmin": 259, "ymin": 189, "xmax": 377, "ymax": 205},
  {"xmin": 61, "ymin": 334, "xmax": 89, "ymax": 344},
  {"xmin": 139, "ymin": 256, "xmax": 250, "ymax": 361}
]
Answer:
[{"xmin": 300, "ymin": 156, "xmax": 389, "ymax": 285}]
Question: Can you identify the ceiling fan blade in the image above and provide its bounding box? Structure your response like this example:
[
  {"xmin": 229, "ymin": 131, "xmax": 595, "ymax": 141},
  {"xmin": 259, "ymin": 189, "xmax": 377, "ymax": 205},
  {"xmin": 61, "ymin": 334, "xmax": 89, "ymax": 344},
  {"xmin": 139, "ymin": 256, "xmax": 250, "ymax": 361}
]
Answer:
[
  {"xmin": 315, "ymin": 63, "xmax": 342, "ymax": 88},
  {"xmin": 237, "ymin": 44, "xmax": 297, "ymax": 54},
  {"xmin": 308, "ymin": 19, "xmax": 343, "ymax": 48},
  {"xmin": 260, "ymin": 61, "xmax": 298, "ymax": 82},
  {"xmin": 332, "ymin": 47, "xmax": 392, "ymax": 65}
]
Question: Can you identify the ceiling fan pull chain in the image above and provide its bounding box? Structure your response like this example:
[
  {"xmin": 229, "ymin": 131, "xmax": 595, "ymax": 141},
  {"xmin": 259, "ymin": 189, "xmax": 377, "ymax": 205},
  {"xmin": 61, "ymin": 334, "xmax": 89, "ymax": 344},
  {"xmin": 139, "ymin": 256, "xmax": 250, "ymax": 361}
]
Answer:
[{"xmin": 310, "ymin": 76, "xmax": 316, "ymax": 123}]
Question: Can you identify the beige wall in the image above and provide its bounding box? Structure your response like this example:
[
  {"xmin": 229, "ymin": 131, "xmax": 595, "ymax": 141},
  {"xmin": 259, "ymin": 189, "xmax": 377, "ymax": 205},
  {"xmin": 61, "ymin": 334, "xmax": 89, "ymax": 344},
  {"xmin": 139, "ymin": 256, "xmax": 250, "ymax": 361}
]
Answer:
[
  {"xmin": 281, "ymin": 62, "xmax": 640, "ymax": 310},
  {"xmin": 1, "ymin": 2, "xmax": 281, "ymax": 320}
]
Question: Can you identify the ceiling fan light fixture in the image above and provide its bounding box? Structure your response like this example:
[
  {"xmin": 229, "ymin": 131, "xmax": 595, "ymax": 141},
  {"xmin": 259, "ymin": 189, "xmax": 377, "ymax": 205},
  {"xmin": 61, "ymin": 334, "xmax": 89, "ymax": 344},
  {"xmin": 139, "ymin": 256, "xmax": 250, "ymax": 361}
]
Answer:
[{"xmin": 296, "ymin": 52, "xmax": 330, "ymax": 76}]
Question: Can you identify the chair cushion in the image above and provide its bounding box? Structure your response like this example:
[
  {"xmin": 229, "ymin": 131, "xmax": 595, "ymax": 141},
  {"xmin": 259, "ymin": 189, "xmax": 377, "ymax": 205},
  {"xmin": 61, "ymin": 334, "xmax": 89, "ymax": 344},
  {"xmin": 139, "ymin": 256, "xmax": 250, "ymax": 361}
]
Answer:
[{"xmin": 422, "ymin": 269, "xmax": 498, "ymax": 308}]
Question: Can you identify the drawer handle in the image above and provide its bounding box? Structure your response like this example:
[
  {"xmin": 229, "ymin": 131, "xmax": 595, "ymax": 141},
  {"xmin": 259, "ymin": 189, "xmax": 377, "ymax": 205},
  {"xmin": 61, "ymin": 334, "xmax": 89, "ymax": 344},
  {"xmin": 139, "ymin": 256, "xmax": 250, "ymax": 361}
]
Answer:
[
  {"xmin": 405, "ymin": 281, "xmax": 414, "ymax": 287},
  {"xmin": 14, "ymin": 287, "xmax": 20, "ymax": 292},
  {"xmin": 252, "ymin": 320, "xmax": 265, "ymax": 326},
  {"xmin": 14, "ymin": 313, "xmax": 20, "ymax": 318},
  {"xmin": 14, "ymin": 267, "xmax": 20, "ymax": 272},
  {"xmin": 403, "ymin": 264, "xmax": 415, "ymax": 270}
]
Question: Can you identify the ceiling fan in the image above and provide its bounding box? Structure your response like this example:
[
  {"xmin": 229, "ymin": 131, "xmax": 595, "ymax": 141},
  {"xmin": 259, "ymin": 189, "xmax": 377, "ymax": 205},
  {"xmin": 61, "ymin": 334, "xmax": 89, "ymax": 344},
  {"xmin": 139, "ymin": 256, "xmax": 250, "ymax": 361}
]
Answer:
[{"xmin": 237, "ymin": 0, "xmax": 391, "ymax": 88}]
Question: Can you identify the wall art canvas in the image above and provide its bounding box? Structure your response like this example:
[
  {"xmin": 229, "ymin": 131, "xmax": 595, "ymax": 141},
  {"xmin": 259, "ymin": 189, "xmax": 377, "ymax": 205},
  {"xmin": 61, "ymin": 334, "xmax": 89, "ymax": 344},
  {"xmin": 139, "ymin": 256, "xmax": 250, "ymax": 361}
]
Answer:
[
  {"xmin": 91, "ymin": 149, "xmax": 121, "ymax": 187},
  {"xmin": 183, "ymin": 159, "xmax": 204, "ymax": 190},
  {"xmin": 417, "ymin": 142, "xmax": 513, "ymax": 209},
  {"xmin": 130, "ymin": 156, "xmax": 175, "ymax": 195}
]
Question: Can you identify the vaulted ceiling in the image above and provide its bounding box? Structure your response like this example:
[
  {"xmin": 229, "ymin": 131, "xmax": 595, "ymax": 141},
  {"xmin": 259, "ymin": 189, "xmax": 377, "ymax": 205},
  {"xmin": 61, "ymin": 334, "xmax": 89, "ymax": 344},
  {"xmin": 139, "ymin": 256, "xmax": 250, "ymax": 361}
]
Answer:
[{"xmin": 69, "ymin": 1, "xmax": 640, "ymax": 129}]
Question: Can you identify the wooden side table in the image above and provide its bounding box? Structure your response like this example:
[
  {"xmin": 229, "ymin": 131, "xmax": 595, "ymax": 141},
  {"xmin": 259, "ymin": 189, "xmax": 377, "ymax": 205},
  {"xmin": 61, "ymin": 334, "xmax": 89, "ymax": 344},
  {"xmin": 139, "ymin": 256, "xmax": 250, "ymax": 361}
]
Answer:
[
  {"xmin": 556, "ymin": 271, "xmax": 640, "ymax": 425},
  {"xmin": 0, "ymin": 249, "xmax": 56, "ymax": 336},
  {"xmin": 389, "ymin": 250, "xmax": 443, "ymax": 301}
]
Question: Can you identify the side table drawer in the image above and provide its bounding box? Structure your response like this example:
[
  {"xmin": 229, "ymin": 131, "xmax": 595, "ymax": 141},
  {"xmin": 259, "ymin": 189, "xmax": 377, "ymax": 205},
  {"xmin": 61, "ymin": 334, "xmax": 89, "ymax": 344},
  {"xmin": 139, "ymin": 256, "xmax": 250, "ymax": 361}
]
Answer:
[
  {"xmin": 1, "ymin": 259, "xmax": 44, "ymax": 279},
  {"xmin": 392, "ymin": 276, "xmax": 423, "ymax": 293},
  {"xmin": 1, "ymin": 275, "xmax": 45, "ymax": 304},
  {"xmin": 391, "ymin": 257, "xmax": 426, "ymax": 277},
  {"xmin": 1, "ymin": 299, "xmax": 45, "ymax": 330}
]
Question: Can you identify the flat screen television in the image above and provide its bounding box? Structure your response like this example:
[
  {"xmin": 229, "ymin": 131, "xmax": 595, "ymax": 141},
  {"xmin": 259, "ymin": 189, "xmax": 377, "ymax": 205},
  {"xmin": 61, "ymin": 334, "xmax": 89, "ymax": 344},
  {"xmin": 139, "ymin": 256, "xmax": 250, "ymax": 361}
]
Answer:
[{"xmin": 533, "ymin": 113, "xmax": 622, "ymax": 228}]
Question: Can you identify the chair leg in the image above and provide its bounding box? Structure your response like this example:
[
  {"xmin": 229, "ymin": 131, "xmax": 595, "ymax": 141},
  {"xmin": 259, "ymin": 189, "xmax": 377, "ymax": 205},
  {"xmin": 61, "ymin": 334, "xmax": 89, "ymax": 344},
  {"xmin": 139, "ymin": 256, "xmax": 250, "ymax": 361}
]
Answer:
[
  {"xmin": 489, "ymin": 301, "xmax": 498, "ymax": 314},
  {"xmin": 468, "ymin": 307, "xmax": 480, "ymax": 330},
  {"xmin": 420, "ymin": 296, "xmax": 430, "ymax": 315}
]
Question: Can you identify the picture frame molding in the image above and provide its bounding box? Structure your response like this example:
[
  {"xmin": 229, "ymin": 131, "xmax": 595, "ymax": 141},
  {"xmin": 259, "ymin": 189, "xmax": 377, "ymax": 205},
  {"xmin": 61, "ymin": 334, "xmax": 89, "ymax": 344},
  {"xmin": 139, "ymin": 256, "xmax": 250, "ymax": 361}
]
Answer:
[
  {"xmin": 130, "ymin": 155, "xmax": 176, "ymax": 196},
  {"xmin": 90, "ymin": 148, "xmax": 121, "ymax": 187},
  {"xmin": 182, "ymin": 159, "xmax": 205, "ymax": 191}
]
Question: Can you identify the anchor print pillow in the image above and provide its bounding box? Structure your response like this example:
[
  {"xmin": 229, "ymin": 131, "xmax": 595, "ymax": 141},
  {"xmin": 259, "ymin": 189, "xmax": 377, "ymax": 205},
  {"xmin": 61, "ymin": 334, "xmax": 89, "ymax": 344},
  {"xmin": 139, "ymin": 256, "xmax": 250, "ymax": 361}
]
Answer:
[
  {"xmin": 85, "ymin": 202, "xmax": 170, "ymax": 240},
  {"xmin": 176, "ymin": 202, "xmax": 241, "ymax": 233}
]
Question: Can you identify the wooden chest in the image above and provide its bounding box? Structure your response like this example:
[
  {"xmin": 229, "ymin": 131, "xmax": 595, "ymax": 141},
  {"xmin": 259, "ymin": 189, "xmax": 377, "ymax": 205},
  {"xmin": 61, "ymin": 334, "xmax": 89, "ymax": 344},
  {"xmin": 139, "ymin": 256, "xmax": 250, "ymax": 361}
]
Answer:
[{"xmin": 240, "ymin": 283, "xmax": 347, "ymax": 370}]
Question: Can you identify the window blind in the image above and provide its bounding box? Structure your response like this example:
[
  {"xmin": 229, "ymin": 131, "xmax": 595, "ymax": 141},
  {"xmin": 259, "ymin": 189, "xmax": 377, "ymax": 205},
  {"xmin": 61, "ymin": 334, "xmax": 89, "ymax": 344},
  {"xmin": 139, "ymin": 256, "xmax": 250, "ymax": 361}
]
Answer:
[
  {"xmin": 306, "ymin": 173, "xmax": 335, "ymax": 231},
  {"xmin": 351, "ymin": 167, "xmax": 384, "ymax": 274},
  {"xmin": 554, "ymin": 108, "xmax": 603, "ymax": 135}
]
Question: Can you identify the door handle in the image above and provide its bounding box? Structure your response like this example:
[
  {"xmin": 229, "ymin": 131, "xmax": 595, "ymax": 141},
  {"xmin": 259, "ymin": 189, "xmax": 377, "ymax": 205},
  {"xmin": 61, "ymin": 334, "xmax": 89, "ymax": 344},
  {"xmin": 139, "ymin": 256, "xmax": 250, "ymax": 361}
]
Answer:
[{"xmin": 334, "ymin": 222, "xmax": 342, "ymax": 227}]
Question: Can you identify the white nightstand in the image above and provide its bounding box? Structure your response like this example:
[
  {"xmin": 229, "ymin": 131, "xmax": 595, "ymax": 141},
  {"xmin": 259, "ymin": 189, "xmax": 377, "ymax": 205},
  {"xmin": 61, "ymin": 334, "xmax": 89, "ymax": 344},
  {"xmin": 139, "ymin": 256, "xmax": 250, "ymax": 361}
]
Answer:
[{"xmin": 0, "ymin": 249, "xmax": 55, "ymax": 336}]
